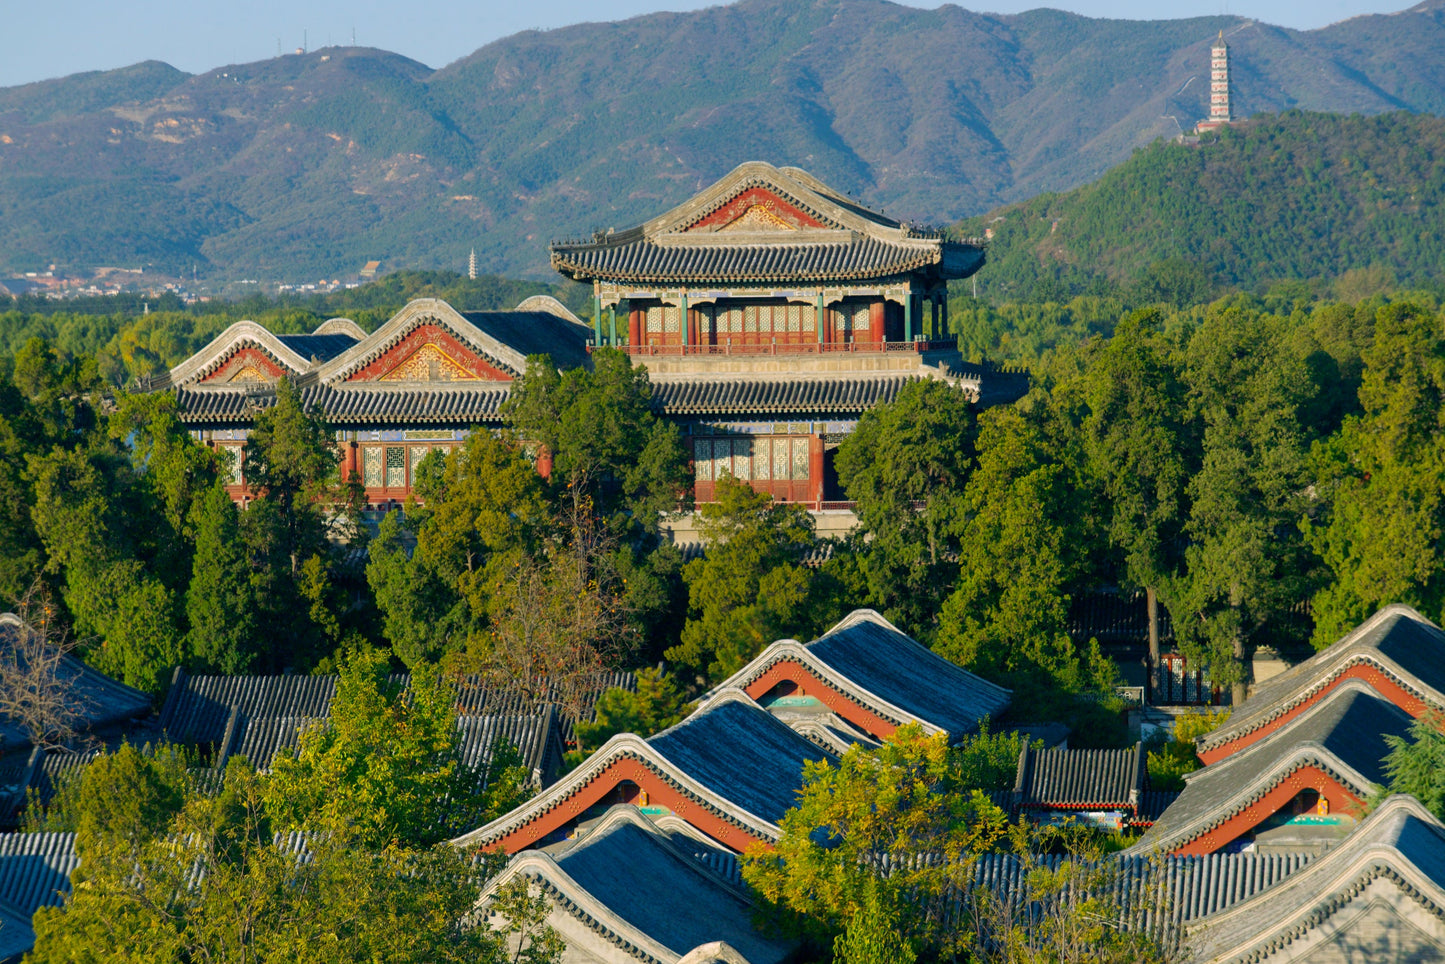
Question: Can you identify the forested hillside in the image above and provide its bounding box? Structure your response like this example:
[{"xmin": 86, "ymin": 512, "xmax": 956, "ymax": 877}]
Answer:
[
  {"xmin": 0, "ymin": 0, "xmax": 1442, "ymax": 279},
  {"xmin": 960, "ymin": 111, "xmax": 1445, "ymax": 300}
]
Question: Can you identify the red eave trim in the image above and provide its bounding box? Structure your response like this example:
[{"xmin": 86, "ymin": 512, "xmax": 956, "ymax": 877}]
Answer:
[
  {"xmin": 1171, "ymin": 764, "xmax": 1361, "ymax": 857},
  {"xmin": 474, "ymin": 756, "xmax": 768, "ymax": 856},
  {"xmin": 742, "ymin": 660, "xmax": 900, "ymax": 742},
  {"xmin": 1200, "ymin": 665, "xmax": 1428, "ymax": 764}
]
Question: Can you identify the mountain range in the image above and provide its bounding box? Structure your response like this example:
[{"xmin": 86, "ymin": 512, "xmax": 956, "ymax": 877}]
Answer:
[{"xmin": 0, "ymin": 0, "xmax": 1442, "ymax": 281}]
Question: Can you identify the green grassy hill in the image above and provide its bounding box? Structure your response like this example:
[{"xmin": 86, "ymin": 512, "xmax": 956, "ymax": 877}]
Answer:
[
  {"xmin": 960, "ymin": 110, "xmax": 1445, "ymax": 300},
  {"xmin": 0, "ymin": 0, "xmax": 1442, "ymax": 280}
]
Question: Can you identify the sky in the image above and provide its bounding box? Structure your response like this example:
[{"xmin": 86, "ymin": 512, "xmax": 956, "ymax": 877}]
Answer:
[{"xmin": 3, "ymin": 0, "xmax": 1417, "ymax": 89}]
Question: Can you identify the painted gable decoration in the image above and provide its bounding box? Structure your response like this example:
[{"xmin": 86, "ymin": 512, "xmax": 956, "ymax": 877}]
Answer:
[
  {"xmin": 687, "ymin": 186, "xmax": 829, "ymax": 233},
  {"xmin": 346, "ymin": 323, "xmax": 512, "ymax": 383},
  {"xmin": 200, "ymin": 346, "xmax": 289, "ymax": 385}
]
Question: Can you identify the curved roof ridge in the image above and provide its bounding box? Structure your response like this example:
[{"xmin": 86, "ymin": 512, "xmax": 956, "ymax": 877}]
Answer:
[
  {"xmin": 482, "ymin": 847, "xmax": 682, "ymax": 964},
  {"xmin": 1185, "ymin": 676, "xmax": 1399, "ymax": 786},
  {"xmin": 450, "ymin": 727, "xmax": 788, "ymax": 851},
  {"xmin": 318, "ymin": 298, "xmax": 532, "ymax": 382},
  {"xmin": 165, "ymin": 320, "xmax": 314, "ymax": 386},
  {"xmin": 1128, "ymin": 682, "xmax": 1411, "ymax": 856},
  {"xmin": 312, "ymin": 317, "xmax": 367, "ymax": 339},
  {"xmin": 1199, "ymin": 603, "xmax": 1445, "ymax": 755},
  {"xmin": 512, "ymin": 294, "xmax": 586, "ymax": 326},
  {"xmin": 708, "ymin": 637, "xmax": 947, "ymax": 738},
  {"xmin": 1187, "ymin": 794, "xmax": 1445, "ymax": 962}
]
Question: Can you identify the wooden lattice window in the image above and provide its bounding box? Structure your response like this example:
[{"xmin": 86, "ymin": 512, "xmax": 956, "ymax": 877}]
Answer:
[
  {"xmin": 363, "ymin": 447, "xmax": 383, "ymax": 487},
  {"xmin": 385, "ymin": 447, "xmax": 406, "ymax": 488}
]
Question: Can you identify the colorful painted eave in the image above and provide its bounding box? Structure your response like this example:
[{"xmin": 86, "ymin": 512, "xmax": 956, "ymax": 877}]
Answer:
[{"xmin": 1197, "ymin": 604, "xmax": 1445, "ymax": 764}]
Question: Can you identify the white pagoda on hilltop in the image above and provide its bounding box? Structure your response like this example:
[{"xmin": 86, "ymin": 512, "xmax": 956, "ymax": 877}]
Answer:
[{"xmin": 1197, "ymin": 31, "xmax": 1234, "ymax": 133}]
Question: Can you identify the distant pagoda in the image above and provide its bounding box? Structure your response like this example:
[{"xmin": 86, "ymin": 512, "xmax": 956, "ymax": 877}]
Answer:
[{"xmin": 1196, "ymin": 31, "xmax": 1233, "ymax": 133}]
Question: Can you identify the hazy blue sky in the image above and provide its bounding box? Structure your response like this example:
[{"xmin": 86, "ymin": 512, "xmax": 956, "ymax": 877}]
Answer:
[{"xmin": 4, "ymin": 0, "xmax": 1416, "ymax": 88}]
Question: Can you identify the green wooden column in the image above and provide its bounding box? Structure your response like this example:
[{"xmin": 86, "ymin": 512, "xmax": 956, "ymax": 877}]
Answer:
[
  {"xmin": 608, "ymin": 306, "xmax": 617, "ymax": 346},
  {"xmin": 816, "ymin": 291, "xmax": 825, "ymax": 344},
  {"xmin": 680, "ymin": 292, "xmax": 689, "ymax": 346},
  {"xmin": 903, "ymin": 292, "xmax": 913, "ymax": 342},
  {"xmin": 593, "ymin": 290, "xmax": 602, "ymax": 343}
]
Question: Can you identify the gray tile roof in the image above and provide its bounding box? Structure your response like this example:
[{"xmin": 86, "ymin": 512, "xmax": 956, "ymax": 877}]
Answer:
[
  {"xmin": 549, "ymin": 161, "xmax": 985, "ymax": 286},
  {"xmin": 175, "ymin": 374, "xmax": 991, "ymax": 425},
  {"xmin": 173, "ymin": 382, "xmax": 513, "ymax": 426},
  {"xmin": 547, "ymin": 809, "xmax": 790, "ymax": 964},
  {"xmin": 1199, "ymin": 604, "xmax": 1445, "ymax": 759},
  {"xmin": 550, "ymin": 234, "xmax": 982, "ymax": 285},
  {"xmin": 650, "ymin": 375, "xmax": 918, "ymax": 416},
  {"xmin": 646, "ymin": 696, "xmax": 834, "ymax": 829},
  {"xmin": 1188, "ymin": 795, "xmax": 1445, "ymax": 963},
  {"xmin": 802, "ymin": 610, "xmax": 1012, "ymax": 740},
  {"xmin": 454, "ymin": 691, "xmax": 834, "ymax": 852},
  {"xmin": 0, "ymin": 615, "xmax": 153, "ymax": 755},
  {"xmin": 156, "ymin": 669, "xmax": 595, "ymax": 779},
  {"xmin": 456, "ymin": 310, "xmax": 592, "ymax": 371},
  {"xmin": 1013, "ymin": 742, "xmax": 1147, "ymax": 812},
  {"xmin": 272, "ymin": 333, "xmax": 362, "ymax": 363},
  {"xmin": 1134, "ymin": 681, "xmax": 1414, "ymax": 855},
  {"xmin": 0, "ymin": 830, "xmax": 78, "ymax": 960}
]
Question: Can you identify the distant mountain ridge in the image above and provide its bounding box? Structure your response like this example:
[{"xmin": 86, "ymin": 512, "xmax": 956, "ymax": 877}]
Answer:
[{"xmin": 0, "ymin": 0, "xmax": 1441, "ymax": 281}]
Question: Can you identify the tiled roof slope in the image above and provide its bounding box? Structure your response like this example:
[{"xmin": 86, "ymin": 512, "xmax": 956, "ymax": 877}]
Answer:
[
  {"xmin": 454, "ymin": 690, "xmax": 835, "ymax": 853},
  {"xmin": 159, "ymin": 668, "xmax": 631, "ymax": 753},
  {"xmin": 1188, "ymin": 795, "xmax": 1445, "ymax": 963},
  {"xmin": 550, "ymin": 161, "xmax": 985, "ymax": 285},
  {"xmin": 482, "ymin": 806, "xmax": 793, "ymax": 964},
  {"xmin": 0, "ymin": 831, "xmax": 77, "ymax": 961},
  {"xmin": 709, "ymin": 610, "xmax": 1009, "ymax": 747},
  {"xmin": 550, "ymin": 233, "xmax": 981, "ymax": 285},
  {"xmin": 1131, "ymin": 681, "xmax": 1413, "ymax": 856},
  {"xmin": 1013, "ymin": 743, "xmax": 1146, "ymax": 811},
  {"xmin": 804, "ymin": 610, "xmax": 1012, "ymax": 738},
  {"xmin": 157, "ymin": 670, "xmax": 593, "ymax": 780},
  {"xmin": 687, "ymin": 841, "xmax": 1311, "ymax": 949},
  {"xmin": 174, "ymin": 382, "xmax": 513, "ymax": 425},
  {"xmin": 650, "ymin": 374, "xmax": 918, "ymax": 416},
  {"xmin": 0, "ymin": 615, "xmax": 153, "ymax": 755},
  {"xmin": 1199, "ymin": 604, "xmax": 1445, "ymax": 762}
]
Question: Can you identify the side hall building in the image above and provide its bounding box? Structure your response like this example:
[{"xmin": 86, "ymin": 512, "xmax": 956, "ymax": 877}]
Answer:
[{"xmin": 150, "ymin": 163, "xmax": 1026, "ymax": 509}]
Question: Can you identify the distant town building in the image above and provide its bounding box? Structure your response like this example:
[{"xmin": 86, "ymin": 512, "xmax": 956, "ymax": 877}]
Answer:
[
  {"xmin": 359, "ymin": 260, "xmax": 382, "ymax": 280},
  {"xmin": 1196, "ymin": 32, "xmax": 1233, "ymax": 133}
]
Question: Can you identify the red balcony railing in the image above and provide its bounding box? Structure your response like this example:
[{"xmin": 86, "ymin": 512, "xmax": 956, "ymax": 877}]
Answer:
[{"xmin": 587, "ymin": 340, "xmax": 959, "ymax": 357}]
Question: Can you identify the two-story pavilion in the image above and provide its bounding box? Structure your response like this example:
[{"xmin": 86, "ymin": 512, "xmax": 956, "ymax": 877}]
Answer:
[{"xmin": 155, "ymin": 163, "xmax": 1024, "ymax": 508}]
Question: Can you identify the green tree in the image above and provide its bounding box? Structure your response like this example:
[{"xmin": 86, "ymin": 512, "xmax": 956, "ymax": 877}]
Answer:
[
  {"xmin": 742, "ymin": 725, "xmax": 1008, "ymax": 957},
  {"xmin": 1382, "ymin": 709, "xmax": 1445, "ymax": 820},
  {"xmin": 184, "ymin": 483, "xmax": 262, "ymax": 674},
  {"xmin": 832, "ymin": 882, "xmax": 917, "ymax": 964},
  {"xmin": 368, "ymin": 430, "xmax": 551, "ymax": 665},
  {"xmin": 835, "ymin": 379, "xmax": 976, "ymax": 634},
  {"xmin": 504, "ymin": 348, "xmax": 690, "ymax": 533},
  {"xmin": 1307, "ymin": 303, "xmax": 1445, "ymax": 642},
  {"xmin": 28, "ymin": 758, "xmax": 530, "ymax": 964},
  {"xmin": 1170, "ymin": 306, "xmax": 1321, "ymax": 699},
  {"xmin": 667, "ymin": 476, "xmax": 815, "ymax": 682},
  {"xmin": 935, "ymin": 407, "xmax": 1121, "ymax": 736},
  {"xmin": 1082, "ymin": 310, "xmax": 1193, "ymax": 665},
  {"xmin": 265, "ymin": 647, "xmax": 522, "ymax": 846},
  {"xmin": 573, "ymin": 667, "xmax": 692, "ymax": 751},
  {"xmin": 242, "ymin": 377, "xmax": 348, "ymax": 573}
]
